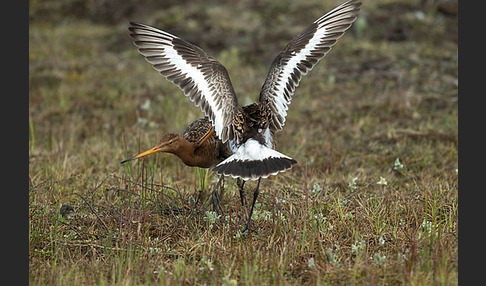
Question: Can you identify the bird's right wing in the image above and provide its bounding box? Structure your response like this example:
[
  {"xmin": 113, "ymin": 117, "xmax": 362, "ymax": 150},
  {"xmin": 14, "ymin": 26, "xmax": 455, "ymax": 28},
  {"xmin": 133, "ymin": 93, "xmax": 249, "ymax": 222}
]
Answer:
[
  {"xmin": 129, "ymin": 22, "xmax": 238, "ymax": 143},
  {"xmin": 259, "ymin": 0, "xmax": 361, "ymax": 131}
]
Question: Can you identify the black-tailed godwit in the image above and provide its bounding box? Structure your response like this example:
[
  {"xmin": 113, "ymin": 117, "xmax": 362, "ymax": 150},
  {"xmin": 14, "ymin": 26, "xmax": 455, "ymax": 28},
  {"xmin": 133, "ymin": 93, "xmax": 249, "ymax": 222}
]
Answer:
[{"xmin": 127, "ymin": 0, "xmax": 361, "ymax": 231}]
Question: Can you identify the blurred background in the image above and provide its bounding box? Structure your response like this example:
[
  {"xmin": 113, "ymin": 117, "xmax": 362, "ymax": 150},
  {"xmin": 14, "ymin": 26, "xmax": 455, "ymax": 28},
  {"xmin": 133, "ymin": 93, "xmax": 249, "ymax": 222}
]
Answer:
[{"xmin": 29, "ymin": 0, "xmax": 458, "ymax": 192}]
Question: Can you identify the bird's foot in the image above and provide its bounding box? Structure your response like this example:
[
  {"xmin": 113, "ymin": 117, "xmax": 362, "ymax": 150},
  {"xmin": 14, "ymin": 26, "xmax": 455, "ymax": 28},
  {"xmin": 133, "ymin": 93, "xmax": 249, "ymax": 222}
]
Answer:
[
  {"xmin": 211, "ymin": 189, "xmax": 223, "ymax": 216},
  {"xmin": 241, "ymin": 219, "xmax": 258, "ymax": 234}
]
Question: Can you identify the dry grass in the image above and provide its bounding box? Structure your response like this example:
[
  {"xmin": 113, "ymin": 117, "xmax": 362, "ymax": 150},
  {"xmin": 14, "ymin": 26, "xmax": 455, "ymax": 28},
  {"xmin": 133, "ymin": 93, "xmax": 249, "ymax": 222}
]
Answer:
[{"xmin": 29, "ymin": 0, "xmax": 457, "ymax": 284}]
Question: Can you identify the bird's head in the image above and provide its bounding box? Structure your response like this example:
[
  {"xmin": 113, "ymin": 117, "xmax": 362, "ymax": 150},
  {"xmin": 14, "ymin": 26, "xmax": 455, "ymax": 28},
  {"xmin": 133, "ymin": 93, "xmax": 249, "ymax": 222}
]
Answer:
[{"xmin": 120, "ymin": 133, "xmax": 183, "ymax": 164}]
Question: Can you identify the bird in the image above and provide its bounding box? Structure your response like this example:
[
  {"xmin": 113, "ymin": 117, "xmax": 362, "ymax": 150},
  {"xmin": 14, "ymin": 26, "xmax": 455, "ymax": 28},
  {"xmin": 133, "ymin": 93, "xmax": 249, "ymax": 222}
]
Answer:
[
  {"xmin": 127, "ymin": 0, "xmax": 361, "ymax": 232},
  {"xmin": 120, "ymin": 117, "xmax": 233, "ymax": 214}
]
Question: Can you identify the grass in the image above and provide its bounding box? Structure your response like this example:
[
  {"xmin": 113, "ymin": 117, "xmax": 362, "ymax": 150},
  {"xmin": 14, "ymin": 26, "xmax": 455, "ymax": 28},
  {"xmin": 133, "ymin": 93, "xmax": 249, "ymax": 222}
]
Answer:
[{"xmin": 29, "ymin": 0, "xmax": 457, "ymax": 284}]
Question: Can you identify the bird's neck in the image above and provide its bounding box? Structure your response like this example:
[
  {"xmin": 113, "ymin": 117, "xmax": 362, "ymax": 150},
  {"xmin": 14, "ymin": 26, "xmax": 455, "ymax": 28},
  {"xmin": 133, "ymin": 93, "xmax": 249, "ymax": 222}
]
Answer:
[
  {"xmin": 172, "ymin": 139, "xmax": 206, "ymax": 167},
  {"xmin": 177, "ymin": 141, "xmax": 220, "ymax": 168}
]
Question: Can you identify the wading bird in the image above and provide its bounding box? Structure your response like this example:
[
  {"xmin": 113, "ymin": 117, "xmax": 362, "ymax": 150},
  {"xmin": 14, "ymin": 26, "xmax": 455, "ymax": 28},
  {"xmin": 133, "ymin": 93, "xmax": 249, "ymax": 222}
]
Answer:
[
  {"xmin": 127, "ymin": 0, "xmax": 361, "ymax": 231},
  {"xmin": 121, "ymin": 117, "xmax": 233, "ymax": 214}
]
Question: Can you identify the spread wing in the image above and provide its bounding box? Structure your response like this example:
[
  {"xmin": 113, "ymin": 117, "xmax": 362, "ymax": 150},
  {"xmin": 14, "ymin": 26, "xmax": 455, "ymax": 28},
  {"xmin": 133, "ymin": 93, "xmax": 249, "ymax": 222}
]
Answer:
[
  {"xmin": 129, "ymin": 22, "xmax": 238, "ymax": 143},
  {"xmin": 259, "ymin": 0, "xmax": 361, "ymax": 131}
]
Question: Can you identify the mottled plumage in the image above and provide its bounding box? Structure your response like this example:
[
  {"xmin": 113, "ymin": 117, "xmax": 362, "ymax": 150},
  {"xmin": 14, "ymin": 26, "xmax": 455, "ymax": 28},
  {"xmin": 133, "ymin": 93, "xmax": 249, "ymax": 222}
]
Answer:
[
  {"xmin": 127, "ymin": 0, "xmax": 361, "ymax": 231},
  {"xmin": 180, "ymin": 117, "xmax": 232, "ymax": 168}
]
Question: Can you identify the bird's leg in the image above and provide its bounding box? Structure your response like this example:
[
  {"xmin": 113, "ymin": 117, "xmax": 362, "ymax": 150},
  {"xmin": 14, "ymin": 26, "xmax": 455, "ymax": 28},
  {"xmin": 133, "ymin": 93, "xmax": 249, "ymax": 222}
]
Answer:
[
  {"xmin": 211, "ymin": 174, "xmax": 224, "ymax": 215},
  {"xmin": 237, "ymin": 178, "xmax": 249, "ymax": 222},
  {"xmin": 242, "ymin": 178, "xmax": 261, "ymax": 233},
  {"xmin": 219, "ymin": 175, "xmax": 225, "ymax": 198},
  {"xmin": 237, "ymin": 178, "xmax": 246, "ymax": 206}
]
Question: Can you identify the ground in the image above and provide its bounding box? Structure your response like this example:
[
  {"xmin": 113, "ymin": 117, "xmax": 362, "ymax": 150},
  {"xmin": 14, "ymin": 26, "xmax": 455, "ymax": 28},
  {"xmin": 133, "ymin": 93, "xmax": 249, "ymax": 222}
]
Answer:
[{"xmin": 29, "ymin": 0, "xmax": 457, "ymax": 284}]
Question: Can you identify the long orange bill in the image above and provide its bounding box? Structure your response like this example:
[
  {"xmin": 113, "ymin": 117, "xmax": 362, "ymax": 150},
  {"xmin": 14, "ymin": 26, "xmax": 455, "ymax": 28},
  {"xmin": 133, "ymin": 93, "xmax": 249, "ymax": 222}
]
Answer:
[{"xmin": 120, "ymin": 146, "xmax": 160, "ymax": 164}]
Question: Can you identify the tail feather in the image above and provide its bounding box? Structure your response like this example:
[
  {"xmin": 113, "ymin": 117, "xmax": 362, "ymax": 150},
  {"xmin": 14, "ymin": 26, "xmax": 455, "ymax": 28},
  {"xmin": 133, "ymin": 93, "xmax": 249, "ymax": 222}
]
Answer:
[{"xmin": 212, "ymin": 139, "xmax": 297, "ymax": 180}]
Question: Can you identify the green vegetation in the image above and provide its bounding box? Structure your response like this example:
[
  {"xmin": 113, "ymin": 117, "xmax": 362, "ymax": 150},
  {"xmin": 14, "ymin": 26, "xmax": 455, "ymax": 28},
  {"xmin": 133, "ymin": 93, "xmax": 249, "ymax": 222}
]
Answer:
[{"xmin": 30, "ymin": 0, "xmax": 457, "ymax": 284}]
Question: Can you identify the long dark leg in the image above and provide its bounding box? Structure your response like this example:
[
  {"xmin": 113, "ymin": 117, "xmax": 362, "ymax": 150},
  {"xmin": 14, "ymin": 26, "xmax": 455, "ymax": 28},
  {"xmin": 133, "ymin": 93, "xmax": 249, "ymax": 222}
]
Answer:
[
  {"xmin": 243, "ymin": 178, "xmax": 261, "ymax": 233},
  {"xmin": 211, "ymin": 175, "xmax": 224, "ymax": 215},
  {"xmin": 237, "ymin": 178, "xmax": 246, "ymax": 207},
  {"xmin": 219, "ymin": 175, "xmax": 225, "ymax": 198},
  {"xmin": 236, "ymin": 178, "xmax": 248, "ymax": 222}
]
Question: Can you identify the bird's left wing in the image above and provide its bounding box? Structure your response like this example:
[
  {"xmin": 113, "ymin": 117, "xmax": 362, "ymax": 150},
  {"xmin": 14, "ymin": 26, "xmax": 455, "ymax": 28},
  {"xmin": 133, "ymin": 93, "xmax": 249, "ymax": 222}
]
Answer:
[{"xmin": 129, "ymin": 22, "xmax": 238, "ymax": 143}]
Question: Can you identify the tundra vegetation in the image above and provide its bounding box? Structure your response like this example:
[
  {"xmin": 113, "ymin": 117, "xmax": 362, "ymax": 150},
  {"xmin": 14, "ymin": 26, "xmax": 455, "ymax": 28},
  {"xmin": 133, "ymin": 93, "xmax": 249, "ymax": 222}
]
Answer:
[{"xmin": 29, "ymin": 0, "xmax": 457, "ymax": 284}]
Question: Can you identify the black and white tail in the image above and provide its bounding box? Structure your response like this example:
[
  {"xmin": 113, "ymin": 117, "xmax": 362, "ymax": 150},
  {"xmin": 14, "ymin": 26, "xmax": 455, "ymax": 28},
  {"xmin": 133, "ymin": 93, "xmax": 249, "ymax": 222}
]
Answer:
[{"xmin": 212, "ymin": 139, "xmax": 297, "ymax": 181}]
